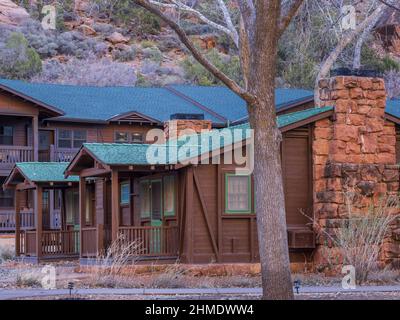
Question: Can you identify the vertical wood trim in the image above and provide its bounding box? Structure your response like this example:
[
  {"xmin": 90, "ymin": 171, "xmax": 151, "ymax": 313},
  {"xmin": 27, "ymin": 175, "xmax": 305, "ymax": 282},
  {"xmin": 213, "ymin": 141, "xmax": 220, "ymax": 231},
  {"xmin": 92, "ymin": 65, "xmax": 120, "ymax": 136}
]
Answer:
[
  {"xmin": 79, "ymin": 177, "xmax": 86, "ymax": 258},
  {"xmin": 32, "ymin": 116, "xmax": 39, "ymax": 162},
  {"xmin": 185, "ymin": 167, "xmax": 194, "ymax": 262},
  {"xmin": 178, "ymin": 171, "xmax": 186, "ymax": 256},
  {"xmin": 15, "ymin": 190, "xmax": 21, "ymax": 256},
  {"xmin": 193, "ymin": 170, "xmax": 219, "ymax": 260},
  {"xmin": 49, "ymin": 190, "xmax": 54, "ymax": 229},
  {"xmin": 61, "ymin": 189, "xmax": 66, "ymax": 231},
  {"xmin": 217, "ymin": 165, "xmax": 222, "ymax": 261},
  {"xmin": 111, "ymin": 169, "xmax": 120, "ymax": 242},
  {"xmin": 35, "ymin": 186, "xmax": 42, "ymax": 258}
]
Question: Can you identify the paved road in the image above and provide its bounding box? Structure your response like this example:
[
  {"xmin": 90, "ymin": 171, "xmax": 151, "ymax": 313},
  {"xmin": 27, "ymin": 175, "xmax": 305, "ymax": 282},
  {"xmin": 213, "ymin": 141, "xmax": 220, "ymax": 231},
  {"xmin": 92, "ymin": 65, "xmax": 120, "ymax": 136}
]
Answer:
[{"xmin": 0, "ymin": 285, "xmax": 399, "ymax": 300}]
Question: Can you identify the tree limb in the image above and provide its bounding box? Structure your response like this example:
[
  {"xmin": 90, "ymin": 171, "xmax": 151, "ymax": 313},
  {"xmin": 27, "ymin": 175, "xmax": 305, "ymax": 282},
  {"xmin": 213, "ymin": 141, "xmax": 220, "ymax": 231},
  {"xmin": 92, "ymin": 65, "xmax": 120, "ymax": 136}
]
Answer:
[
  {"xmin": 134, "ymin": 0, "xmax": 256, "ymax": 104},
  {"xmin": 149, "ymin": 0, "xmax": 239, "ymax": 47},
  {"xmin": 278, "ymin": 0, "xmax": 305, "ymax": 37}
]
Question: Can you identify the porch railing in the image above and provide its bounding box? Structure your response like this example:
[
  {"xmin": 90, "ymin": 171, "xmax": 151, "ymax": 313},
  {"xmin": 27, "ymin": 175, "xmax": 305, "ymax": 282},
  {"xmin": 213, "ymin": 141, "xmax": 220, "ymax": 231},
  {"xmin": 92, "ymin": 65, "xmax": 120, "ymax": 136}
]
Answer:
[
  {"xmin": 19, "ymin": 230, "xmax": 79, "ymax": 257},
  {"xmin": 50, "ymin": 146, "xmax": 79, "ymax": 162},
  {"xmin": 0, "ymin": 210, "xmax": 34, "ymax": 232},
  {"xmin": 119, "ymin": 225, "xmax": 179, "ymax": 257},
  {"xmin": 0, "ymin": 146, "xmax": 33, "ymax": 164}
]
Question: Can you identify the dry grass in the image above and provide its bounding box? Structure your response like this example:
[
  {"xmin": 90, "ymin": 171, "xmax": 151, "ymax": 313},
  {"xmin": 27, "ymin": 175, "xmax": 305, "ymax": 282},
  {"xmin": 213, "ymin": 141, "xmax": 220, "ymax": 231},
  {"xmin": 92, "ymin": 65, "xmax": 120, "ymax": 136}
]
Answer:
[
  {"xmin": 0, "ymin": 243, "xmax": 14, "ymax": 263},
  {"xmin": 305, "ymin": 192, "xmax": 400, "ymax": 284}
]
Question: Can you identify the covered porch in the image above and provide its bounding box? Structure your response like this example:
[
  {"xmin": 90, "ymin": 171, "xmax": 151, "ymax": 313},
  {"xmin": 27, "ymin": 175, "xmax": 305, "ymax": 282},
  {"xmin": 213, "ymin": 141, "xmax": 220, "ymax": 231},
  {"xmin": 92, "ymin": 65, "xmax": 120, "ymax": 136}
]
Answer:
[
  {"xmin": 3, "ymin": 162, "xmax": 79, "ymax": 262},
  {"xmin": 66, "ymin": 144, "xmax": 182, "ymax": 263}
]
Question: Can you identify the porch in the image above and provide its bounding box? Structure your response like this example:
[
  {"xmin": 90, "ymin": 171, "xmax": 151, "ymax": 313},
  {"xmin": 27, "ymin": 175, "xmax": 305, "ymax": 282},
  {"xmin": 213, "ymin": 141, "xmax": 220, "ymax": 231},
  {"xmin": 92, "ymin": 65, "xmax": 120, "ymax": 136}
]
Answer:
[
  {"xmin": 0, "ymin": 209, "xmax": 34, "ymax": 232},
  {"xmin": 4, "ymin": 162, "xmax": 80, "ymax": 261}
]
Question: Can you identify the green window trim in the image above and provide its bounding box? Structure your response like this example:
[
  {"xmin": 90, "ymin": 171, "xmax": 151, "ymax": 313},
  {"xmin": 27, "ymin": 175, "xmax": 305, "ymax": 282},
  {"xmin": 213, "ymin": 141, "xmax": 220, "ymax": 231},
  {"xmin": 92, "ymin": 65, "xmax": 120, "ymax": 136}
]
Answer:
[
  {"xmin": 120, "ymin": 181, "xmax": 130, "ymax": 205},
  {"xmin": 163, "ymin": 175, "xmax": 175, "ymax": 217},
  {"xmin": 225, "ymin": 173, "xmax": 252, "ymax": 214},
  {"xmin": 140, "ymin": 180, "xmax": 151, "ymax": 218}
]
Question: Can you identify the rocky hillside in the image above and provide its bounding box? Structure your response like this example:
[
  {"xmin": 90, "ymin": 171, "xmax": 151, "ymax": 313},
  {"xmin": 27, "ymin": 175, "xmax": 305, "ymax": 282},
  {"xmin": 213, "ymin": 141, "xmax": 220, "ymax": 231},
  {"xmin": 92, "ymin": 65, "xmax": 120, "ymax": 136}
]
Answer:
[{"xmin": 1, "ymin": 0, "xmax": 400, "ymax": 93}]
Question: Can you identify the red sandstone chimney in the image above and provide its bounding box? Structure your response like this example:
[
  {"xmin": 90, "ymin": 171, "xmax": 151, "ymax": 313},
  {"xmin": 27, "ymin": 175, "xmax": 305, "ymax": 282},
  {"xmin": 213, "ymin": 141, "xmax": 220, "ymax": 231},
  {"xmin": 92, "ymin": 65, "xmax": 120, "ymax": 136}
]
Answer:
[
  {"xmin": 315, "ymin": 75, "xmax": 394, "ymax": 165},
  {"xmin": 164, "ymin": 114, "xmax": 212, "ymax": 140}
]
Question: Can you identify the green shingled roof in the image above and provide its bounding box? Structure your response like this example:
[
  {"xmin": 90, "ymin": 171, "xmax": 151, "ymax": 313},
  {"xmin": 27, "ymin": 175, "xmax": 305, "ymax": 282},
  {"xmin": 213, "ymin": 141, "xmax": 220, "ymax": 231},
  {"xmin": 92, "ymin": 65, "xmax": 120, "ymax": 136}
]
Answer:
[
  {"xmin": 15, "ymin": 162, "xmax": 79, "ymax": 183},
  {"xmin": 81, "ymin": 106, "xmax": 333, "ymax": 166}
]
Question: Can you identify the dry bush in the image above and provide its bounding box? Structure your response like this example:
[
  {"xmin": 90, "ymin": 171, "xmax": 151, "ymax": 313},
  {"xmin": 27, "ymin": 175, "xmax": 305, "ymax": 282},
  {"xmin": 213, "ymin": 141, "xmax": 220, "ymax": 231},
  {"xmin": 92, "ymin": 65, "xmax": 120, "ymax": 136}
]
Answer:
[
  {"xmin": 89, "ymin": 234, "xmax": 141, "ymax": 286},
  {"xmin": 0, "ymin": 244, "xmax": 15, "ymax": 263},
  {"xmin": 305, "ymin": 192, "xmax": 400, "ymax": 284},
  {"xmin": 147, "ymin": 261, "xmax": 189, "ymax": 288}
]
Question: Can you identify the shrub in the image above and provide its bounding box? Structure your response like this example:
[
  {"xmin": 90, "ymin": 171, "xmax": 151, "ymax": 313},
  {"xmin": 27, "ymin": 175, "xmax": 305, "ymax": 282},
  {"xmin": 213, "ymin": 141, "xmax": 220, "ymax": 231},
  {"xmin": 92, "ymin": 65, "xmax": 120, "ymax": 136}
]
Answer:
[
  {"xmin": 0, "ymin": 32, "xmax": 42, "ymax": 80},
  {"xmin": 34, "ymin": 56, "xmax": 137, "ymax": 86},
  {"xmin": 182, "ymin": 48, "xmax": 242, "ymax": 86},
  {"xmin": 141, "ymin": 46, "xmax": 163, "ymax": 63},
  {"xmin": 113, "ymin": 45, "xmax": 137, "ymax": 62},
  {"xmin": 0, "ymin": 245, "xmax": 14, "ymax": 262}
]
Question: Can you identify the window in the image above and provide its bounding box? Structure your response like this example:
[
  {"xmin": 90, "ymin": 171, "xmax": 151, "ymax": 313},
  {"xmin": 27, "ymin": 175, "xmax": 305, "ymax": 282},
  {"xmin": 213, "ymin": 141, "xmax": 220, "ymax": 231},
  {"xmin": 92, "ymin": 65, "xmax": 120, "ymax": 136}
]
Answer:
[
  {"xmin": 140, "ymin": 180, "xmax": 150, "ymax": 218},
  {"xmin": 163, "ymin": 176, "xmax": 175, "ymax": 216},
  {"xmin": 0, "ymin": 126, "xmax": 13, "ymax": 145},
  {"xmin": 120, "ymin": 182, "xmax": 130, "ymax": 205},
  {"xmin": 115, "ymin": 132, "xmax": 129, "ymax": 143},
  {"xmin": 132, "ymin": 133, "xmax": 143, "ymax": 143},
  {"xmin": 58, "ymin": 129, "xmax": 86, "ymax": 148},
  {"xmin": 225, "ymin": 174, "xmax": 251, "ymax": 213},
  {"xmin": 0, "ymin": 188, "xmax": 14, "ymax": 208},
  {"xmin": 114, "ymin": 132, "xmax": 143, "ymax": 144}
]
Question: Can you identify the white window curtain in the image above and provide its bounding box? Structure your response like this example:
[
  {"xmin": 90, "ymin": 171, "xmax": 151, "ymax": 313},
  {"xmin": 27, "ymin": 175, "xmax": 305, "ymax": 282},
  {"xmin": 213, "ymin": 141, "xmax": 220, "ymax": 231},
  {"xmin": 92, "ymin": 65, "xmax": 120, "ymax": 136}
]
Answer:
[{"xmin": 227, "ymin": 175, "xmax": 250, "ymax": 212}]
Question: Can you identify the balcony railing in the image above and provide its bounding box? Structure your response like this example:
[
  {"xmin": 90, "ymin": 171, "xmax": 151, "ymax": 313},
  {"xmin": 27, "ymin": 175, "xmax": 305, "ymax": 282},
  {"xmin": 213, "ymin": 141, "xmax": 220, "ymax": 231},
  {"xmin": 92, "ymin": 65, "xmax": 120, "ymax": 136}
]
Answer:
[
  {"xmin": 0, "ymin": 146, "xmax": 33, "ymax": 165},
  {"xmin": 50, "ymin": 146, "xmax": 79, "ymax": 162},
  {"xmin": 0, "ymin": 210, "xmax": 35, "ymax": 232}
]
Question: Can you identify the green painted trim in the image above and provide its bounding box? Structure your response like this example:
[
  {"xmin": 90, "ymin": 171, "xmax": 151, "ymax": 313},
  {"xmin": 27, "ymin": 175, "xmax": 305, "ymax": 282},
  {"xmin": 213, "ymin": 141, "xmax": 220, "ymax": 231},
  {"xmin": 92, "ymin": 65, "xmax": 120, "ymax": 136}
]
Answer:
[
  {"xmin": 139, "ymin": 180, "xmax": 151, "ymax": 218},
  {"xmin": 163, "ymin": 175, "xmax": 175, "ymax": 217},
  {"xmin": 224, "ymin": 173, "xmax": 252, "ymax": 214},
  {"xmin": 120, "ymin": 181, "xmax": 130, "ymax": 205}
]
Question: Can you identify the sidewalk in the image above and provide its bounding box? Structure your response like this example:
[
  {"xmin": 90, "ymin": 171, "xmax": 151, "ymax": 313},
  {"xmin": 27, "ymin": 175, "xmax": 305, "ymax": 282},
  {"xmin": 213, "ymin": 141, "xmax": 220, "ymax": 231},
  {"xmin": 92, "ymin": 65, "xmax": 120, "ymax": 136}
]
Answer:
[{"xmin": 0, "ymin": 285, "xmax": 399, "ymax": 300}]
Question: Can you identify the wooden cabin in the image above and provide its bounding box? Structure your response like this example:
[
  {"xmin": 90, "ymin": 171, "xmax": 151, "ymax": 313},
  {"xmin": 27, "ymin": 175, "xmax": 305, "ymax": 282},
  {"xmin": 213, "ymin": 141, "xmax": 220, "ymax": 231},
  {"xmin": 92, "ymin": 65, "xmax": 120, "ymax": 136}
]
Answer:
[{"xmin": 0, "ymin": 79, "xmax": 315, "ymax": 235}]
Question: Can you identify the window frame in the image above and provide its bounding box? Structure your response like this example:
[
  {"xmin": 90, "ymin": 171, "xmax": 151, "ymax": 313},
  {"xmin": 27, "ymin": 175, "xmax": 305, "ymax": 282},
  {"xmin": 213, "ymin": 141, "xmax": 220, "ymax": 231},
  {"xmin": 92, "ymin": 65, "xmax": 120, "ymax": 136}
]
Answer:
[
  {"xmin": 120, "ymin": 181, "xmax": 130, "ymax": 205},
  {"xmin": 0, "ymin": 125, "xmax": 13, "ymax": 145},
  {"xmin": 224, "ymin": 173, "xmax": 252, "ymax": 214},
  {"xmin": 58, "ymin": 129, "xmax": 87, "ymax": 149},
  {"xmin": 0, "ymin": 188, "xmax": 14, "ymax": 208},
  {"xmin": 163, "ymin": 175, "xmax": 175, "ymax": 217},
  {"xmin": 114, "ymin": 131, "xmax": 144, "ymax": 144}
]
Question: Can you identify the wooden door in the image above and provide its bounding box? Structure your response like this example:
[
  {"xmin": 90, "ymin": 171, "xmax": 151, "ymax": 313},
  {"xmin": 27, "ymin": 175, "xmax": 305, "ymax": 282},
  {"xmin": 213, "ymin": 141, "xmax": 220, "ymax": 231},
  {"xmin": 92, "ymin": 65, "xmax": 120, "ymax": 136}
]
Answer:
[{"xmin": 39, "ymin": 130, "xmax": 54, "ymax": 161}]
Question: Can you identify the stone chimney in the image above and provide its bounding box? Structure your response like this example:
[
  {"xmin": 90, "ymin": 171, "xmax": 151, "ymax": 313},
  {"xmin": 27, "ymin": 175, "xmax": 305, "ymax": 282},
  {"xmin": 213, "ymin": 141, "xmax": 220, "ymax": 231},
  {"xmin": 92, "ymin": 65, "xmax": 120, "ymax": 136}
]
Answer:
[
  {"xmin": 164, "ymin": 114, "xmax": 212, "ymax": 140},
  {"xmin": 313, "ymin": 76, "xmax": 400, "ymax": 270}
]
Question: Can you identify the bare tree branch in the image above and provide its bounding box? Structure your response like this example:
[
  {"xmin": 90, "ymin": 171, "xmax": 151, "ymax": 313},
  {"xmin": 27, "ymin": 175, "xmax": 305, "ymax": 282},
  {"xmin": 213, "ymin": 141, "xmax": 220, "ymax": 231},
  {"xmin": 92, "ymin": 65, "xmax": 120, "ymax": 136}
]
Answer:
[
  {"xmin": 278, "ymin": 0, "xmax": 305, "ymax": 37},
  {"xmin": 237, "ymin": 0, "xmax": 256, "ymax": 45},
  {"xmin": 149, "ymin": 0, "xmax": 239, "ymax": 47},
  {"xmin": 134, "ymin": 0, "xmax": 256, "ymax": 104},
  {"xmin": 315, "ymin": 2, "xmax": 388, "ymax": 103},
  {"xmin": 378, "ymin": 0, "xmax": 400, "ymax": 11}
]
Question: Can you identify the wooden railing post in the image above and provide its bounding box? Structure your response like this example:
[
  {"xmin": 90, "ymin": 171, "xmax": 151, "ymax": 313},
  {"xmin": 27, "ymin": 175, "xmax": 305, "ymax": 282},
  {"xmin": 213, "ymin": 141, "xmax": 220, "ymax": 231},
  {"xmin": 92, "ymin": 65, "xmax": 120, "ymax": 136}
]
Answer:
[
  {"xmin": 79, "ymin": 177, "xmax": 86, "ymax": 258},
  {"xmin": 35, "ymin": 186, "xmax": 43, "ymax": 259},
  {"xmin": 50, "ymin": 144, "xmax": 55, "ymax": 161},
  {"xmin": 15, "ymin": 190, "xmax": 21, "ymax": 257}
]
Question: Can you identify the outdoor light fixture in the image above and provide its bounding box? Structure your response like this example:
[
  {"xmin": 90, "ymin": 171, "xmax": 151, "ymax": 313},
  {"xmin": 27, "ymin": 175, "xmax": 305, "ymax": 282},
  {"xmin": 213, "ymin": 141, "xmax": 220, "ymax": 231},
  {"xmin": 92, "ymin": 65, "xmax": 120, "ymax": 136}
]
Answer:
[
  {"xmin": 68, "ymin": 282, "xmax": 74, "ymax": 297},
  {"xmin": 293, "ymin": 280, "xmax": 301, "ymax": 294}
]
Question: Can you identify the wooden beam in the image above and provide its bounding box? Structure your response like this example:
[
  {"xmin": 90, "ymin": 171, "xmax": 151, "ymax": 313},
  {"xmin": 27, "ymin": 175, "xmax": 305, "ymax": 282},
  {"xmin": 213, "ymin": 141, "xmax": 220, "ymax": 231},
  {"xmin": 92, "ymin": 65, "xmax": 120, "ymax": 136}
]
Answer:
[
  {"xmin": 80, "ymin": 167, "xmax": 111, "ymax": 178},
  {"xmin": 79, "ymin": 177, "xmax": 86, "ymax": 258},
  {"xmin": 217, "ymin": 164, "xmax": 222, "ymax": 262},
  {"xmin": 111, "ymin": 169, "xmax": 120, "ymax": 242},
  {"xmin": 185, "ymin": 167, "xmax": 194, "ymax": 262},
  {"xmin": 35, "ymin": 186, "xmax": 42, "ymax": 259},
  {"xmin": 32, "ymin": 115, "xmax": 39, "ymax": 162},
  {"xmin": 15, "ymin": 190, "xmax": 21, "ymax": 257},
  {"xmin": 193, "ymin": 170, "xmax": 219, "ymax": 260}
]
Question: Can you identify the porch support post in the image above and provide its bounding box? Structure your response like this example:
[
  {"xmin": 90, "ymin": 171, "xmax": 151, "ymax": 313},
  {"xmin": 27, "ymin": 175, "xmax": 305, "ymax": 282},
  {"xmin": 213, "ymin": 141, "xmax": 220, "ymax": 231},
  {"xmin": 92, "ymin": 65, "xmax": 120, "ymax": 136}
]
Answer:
[
  {"xmin": 35, "ymin": 186, "xmax": 43, "ymax": 259},
  {"xmin": 15, "ymin": 189, "xmax": 21, "ymax": 257},
  {"xmin": 95, "ymin": 178, "xmax": 106, "ymax": 255},
  {"xmin": 185, "ymin": 167, "xmax": 194, "ymax": 263},
  {"xmin": 111, "ymin": 169, "xmax": 120, "ymax": 243},
  {"xmin": 79, "ymin": 177, "xmax": 86, "ymax": 257},
  {"xmin": 32, "ymin": 115, "xmax": 39, "ymax": 162}
]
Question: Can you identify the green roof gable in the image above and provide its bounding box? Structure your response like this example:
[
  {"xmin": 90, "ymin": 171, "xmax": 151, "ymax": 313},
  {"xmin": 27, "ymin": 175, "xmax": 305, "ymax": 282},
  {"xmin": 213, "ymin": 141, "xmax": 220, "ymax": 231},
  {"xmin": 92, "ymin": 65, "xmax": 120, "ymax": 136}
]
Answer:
[
  {"xmin": 15, "ymin": 162, "xmax": 79, "ymax": 183},
  {"xmin": 81, "ymin": 106, "xmax": 333, "ymax": 166}
]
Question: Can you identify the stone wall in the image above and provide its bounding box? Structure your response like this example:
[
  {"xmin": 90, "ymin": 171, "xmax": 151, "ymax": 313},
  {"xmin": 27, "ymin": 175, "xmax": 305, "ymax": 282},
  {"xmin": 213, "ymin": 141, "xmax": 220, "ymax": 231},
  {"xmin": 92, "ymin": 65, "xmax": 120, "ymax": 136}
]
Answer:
[
  {"xmin": 313, "ymin": 76, "xmax": 400, "ymax": 270},
  {"xmin": 164, "ymin": 119, "xmax": 212, "ymax": 140}
]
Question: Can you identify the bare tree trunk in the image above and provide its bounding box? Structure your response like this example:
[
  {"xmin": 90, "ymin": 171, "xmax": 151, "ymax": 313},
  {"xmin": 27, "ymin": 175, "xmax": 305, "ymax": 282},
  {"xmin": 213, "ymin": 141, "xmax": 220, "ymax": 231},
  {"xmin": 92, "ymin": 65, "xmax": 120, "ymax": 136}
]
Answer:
[{"xmin": 248, "ymin": 99, "xmax": 293, "ymax": 300}]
